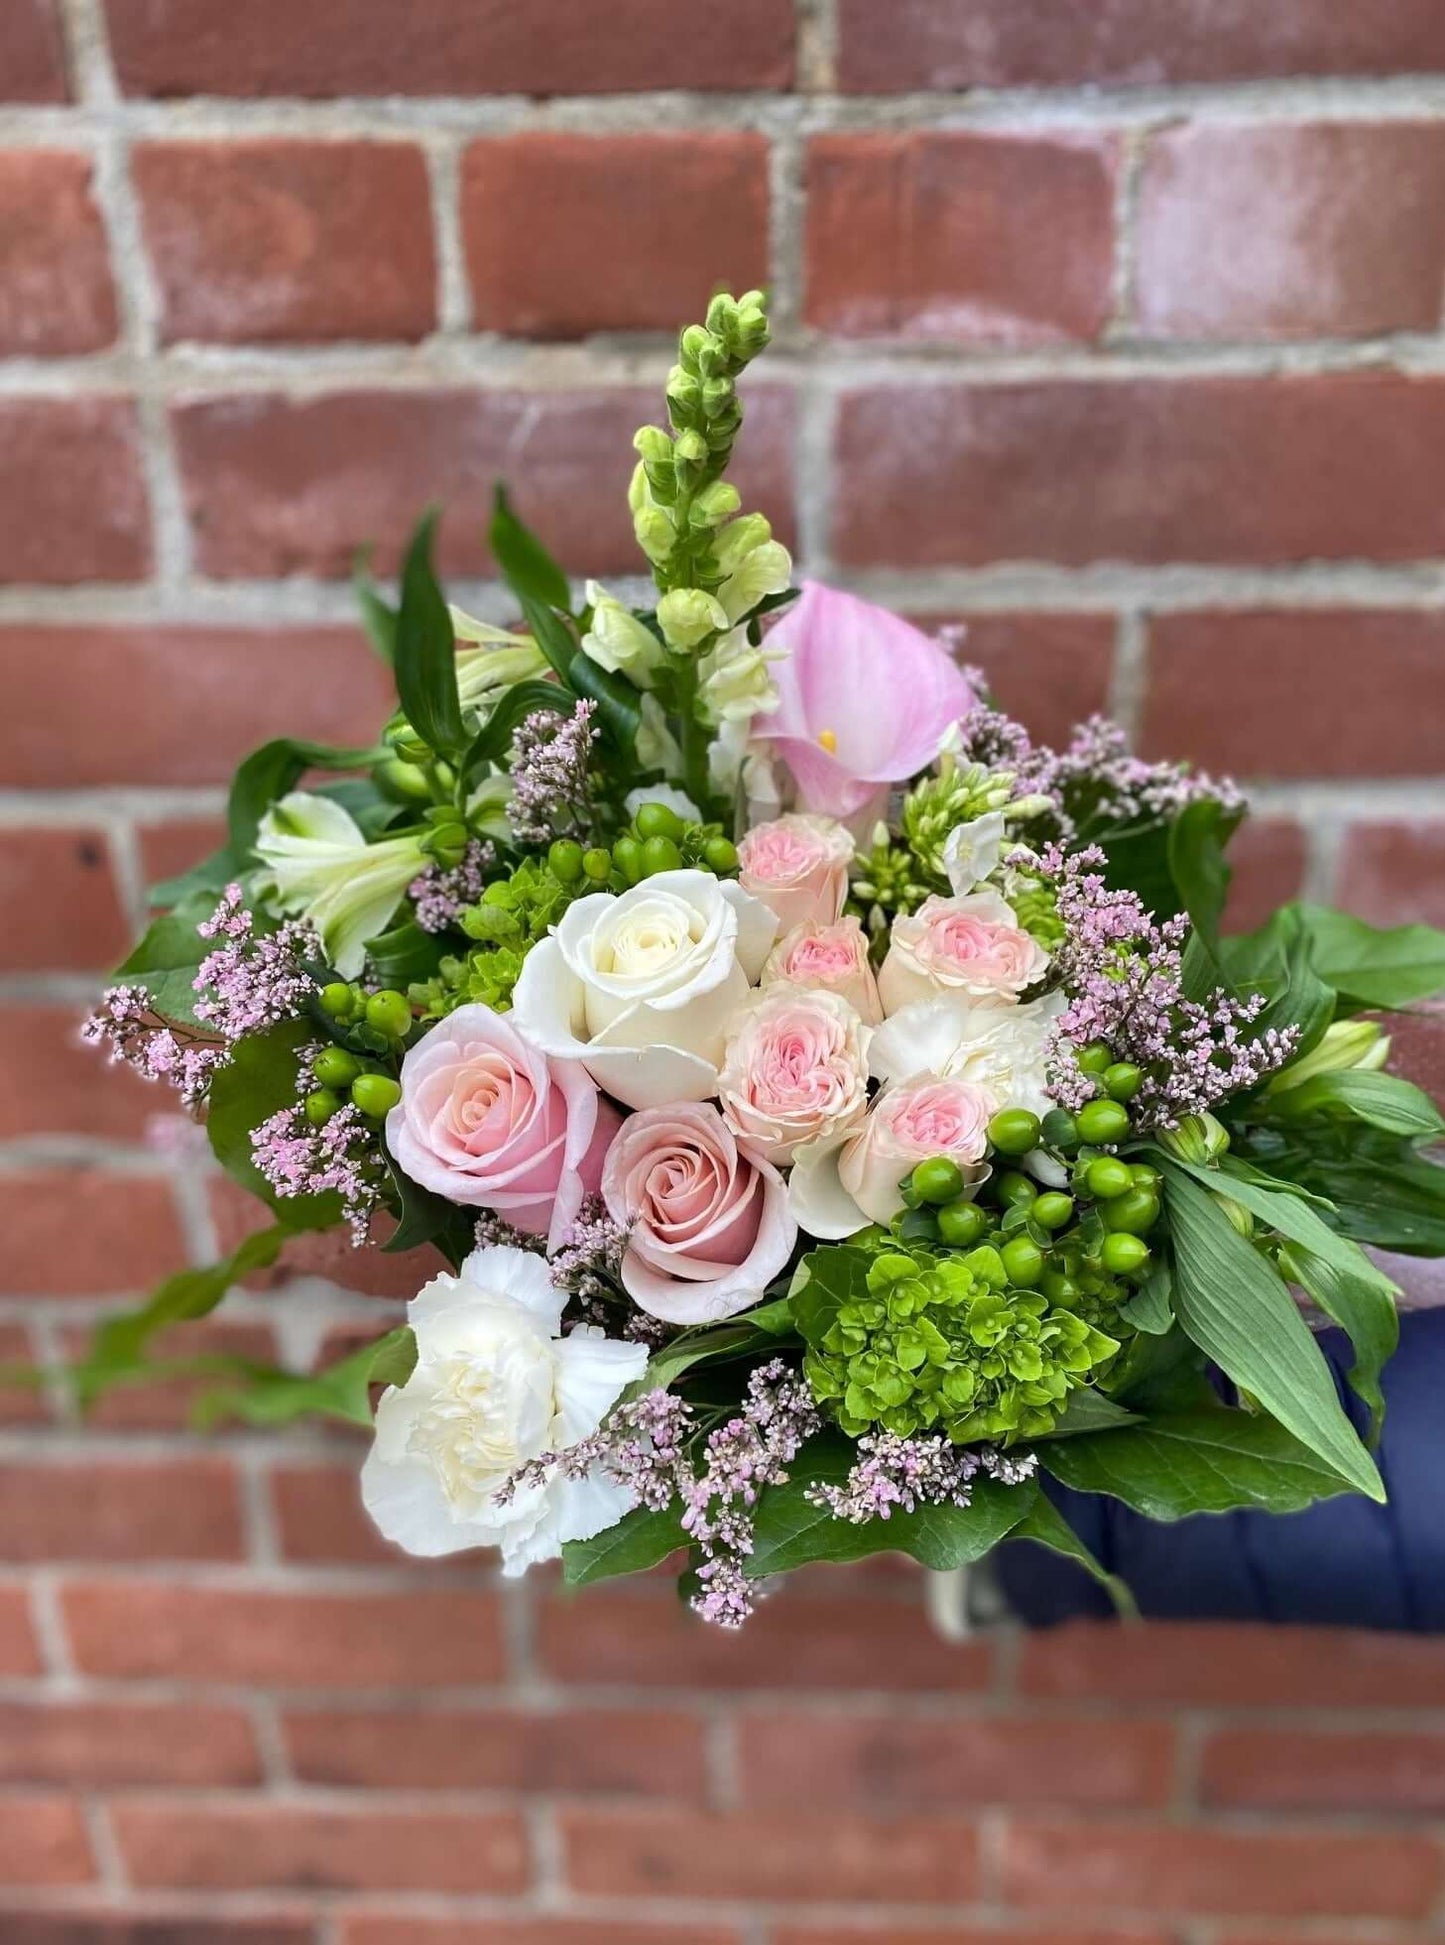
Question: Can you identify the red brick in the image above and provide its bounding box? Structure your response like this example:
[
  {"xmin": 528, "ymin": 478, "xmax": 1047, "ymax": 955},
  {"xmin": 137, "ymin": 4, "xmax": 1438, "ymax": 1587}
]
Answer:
[
  {"xmin": 0, "ymin": 1699, "xmax": 259, "ymax": 1787},
  {"xmin": 1388, "ymin": 1002, "xmax": 1445, "ymax": 1102},
  {"xmin": 739, "ymin": 1710, "xmax": 1173, "ymax": 1811},
  {"xmin": 922, "ymin": 613, "xmax": 1116, "ymax": 749},
  {"xmin": 537, "ymin": 1582, "xmax": 995, "ymax": 1690},
  {"xmin": 0, "ymin": 1169, "xmax": 186, "ymax": 1297},
  {"xmin": 1202, "ymin": 1725, "xmax": 1445, "ymax": 1814},
  {"xmin": 0, "ymin": 623, "xmax": 392, "ymax": 788},
  {"xmin": 5, "ymin": 0, "xmax": 67, "ymax": 100},
  {"xmin": 1335, "ymin": 822, "xmax": 1445, "ymax": 927},
  {"xmin": 0, "ymin": 1321, "xmax": 50, "ymax": 1424},
  {"xmin": 807, "ymin": 131, "xmax": 1115, "ymax": 344},
  {"xmin": 173, "ymin": 385, "xmax": 794, "ymax": 581},
  {"xmin": 1223, "ymin": 819, "xmax": 1308, "ymax": 934},
  {"xmin": 1001, "ymin": 1815, "xmax": 1440, "ymax": 1919},
  {"xmin": 108, "ymin": 0, "xmax": 793, "ymax": 95},
  {"xmin": 342, "ymin": 1923, "xmax": 741, "ymax": 1945},
  {"xmin": 0, "ymin": 1919, "xmax": 315, "ymax": 1945},
  {"xmin": 0, "ymin": 1458, "xmax": 243, "ymax": 1561},
  {"xmin": 1022, "ymin": 1620, "xmax": 1445, "ymax": 1709},
  {"xmin": 0, "ymin": 399, "xmax": 149, "ymax": 583},
  {"xmin": 1144, "ymin": 610, "xmax": 1445, "ymax": 779},
  {"xmin": 271, "ymin": 1462, "xmax": 405, "ymax": 1566},
  {"xmin": 561, "ymin": 1805, "xmax": 978, "ymax": 1903},
  {"xmin": 0, "ymin": 152, "xmax": 116, "ymax": 354},
  {"xmin": 62, "ymin": 1317, "xmax": 278, "ymax": 1432},
  {"xmin": 773, "ymin": 1931, "xmax": 1170, "ymax": 1945},
  {"xmin": 837, "ymin": 0, "xmax": 1445, "ymax": 89},
  {"xmin": 63, "ymin": 1581, "xmax": 504, "ymax": 1687},
  {"xmin": 1137, "ymin": 123, "xmax": 1445, "ymax": 341},
  {"xmin": 0, "ymin": 1587, "xmax": 41, "ymax": 1675},
  {"xmin": 0, "ymin": 1005, "xmax": 160, "ymax": 1141},
  {"xmin": 0, "ymin": 829, "xmax": 129, "ymax": 971},
  {"xmin": 134, "ymin": 140, "xmax": 434, "ymax": 345},
  {"xmin": 0, "ymin": 1796, "xmax": 95, "ymax": 1883},
  {"xmin": 138, "ymin": 817, "xmax": 229, "ymax": 890},
  {"xmin": 208, "ymin": 1174, "xmax": 435, "ymax": 1299},
  {"xmin": 114, "ymin": 1800, "xmax": 527, "ymax": 1893},
  {"xmin": 464, "ymin": 133, "xmax": 769, "ymax": 340},
  {"xmin": 285, "ymin": 1702, "xmax": 706, "ymax": 1796},
  {"xmin": 833, "ymin": 373, "xmax": 1445, "ymax": 568}
]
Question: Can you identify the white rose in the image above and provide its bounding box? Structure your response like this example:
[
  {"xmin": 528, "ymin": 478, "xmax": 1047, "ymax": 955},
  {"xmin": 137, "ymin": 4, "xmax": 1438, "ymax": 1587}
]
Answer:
[
  {"xmin": 253, "ymin": 791, "xmax": 427, "ymax": 979},
  {"xmin": 360, "ymin": 1245, "xmax": 646, "ymax": 1575},
  {"xmin": 511, "ymin": 868, "xmax": 777, "ymax": 1110}
]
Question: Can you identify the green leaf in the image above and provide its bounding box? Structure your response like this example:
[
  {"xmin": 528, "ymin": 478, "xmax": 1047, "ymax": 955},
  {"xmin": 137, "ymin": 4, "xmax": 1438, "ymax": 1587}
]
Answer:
[
  {"xmin": 462, "ymin": 677, "xmax": 576, "ymax": 776},
  {"xmin": 1220, "ymin": 907, "xmax": 1335, "ymax": 1056},
  {"xmin": 1160, "ymin": 1165, "xmax": 1383, "ymax": 1502},
  {"xmin": 147, "ymin": 843, "xmax": 247, "ymax": 912},
  {"xmin": 394, "ymin": 511, "xmax": 465, "ymax": 756},
  {"xmin": 788, "ymin": 1245, "xmax": 873, "ymax": 1349},
  {"xmin": 353, "ymin": 555, "xmax": 397, "ymax": 665},
  {"xmin": 1292, "ymin": 903, "xmax": 1445, "ymax": 1009},
  {"xmin": 206, "ymin": 1019, "xmax": 344, "ymax": 1229},
  {"xmin": 382, "ymin": 1157, "xmax": 473, "ymax": 1269},
  {"xmin": 1041, "ymin": 1408, "xmax": 1359, "ymax": 1519},
  {"xmin": 1120, "ymin": 1258, "xmax": 1174, "ymax": 1335},
  {"xmin": 1036, "ymin": 1388, "xmax": 1141, "ymax": 1439},
  {"xmin": 197, "ymin": 1326, "xmax": 418, "ymax": 1431},
  {"xmin": 228, "ymin": 737, "xmax": 379, "ymax": 857},
  {"xmin": 1268, "ymin": 1068, "xmax": 1444, "ymax": 1140},
  {"xmin": 1099, "ymin": 823, "xmax": 1180, "ymax": 921},
  {"xmin": 562, "ymin": 1503, "xmax": 687, "ymax": 1587},
  {"xmin": 1007, "ymin": 1494, "xmax": 1138, "ymax": 1617},
  {"xmin": 745, "ymin": 1436, "xmax": 1037, "ymax": 1577},
  {"xmin": 364, "ymin": 918, "xmax": 447, "ymax": 987},
  {"xmin": 1253, "ymin": 1128, "xmax": 1445, "ymax": 1256},
  {"xmin": 489, "ymin": 484, "xmax": 572, "ymax": 615},
  {"xmin": 1168, "ymin": 796, "xmax": 1243, "ymax": 991},
  {"xmin": 517, "ymin": 591, "xmax": 580, "ymax": 687},
  {"xmin": 564, "ymin": 644, "xmax": 644, "ymax": 753},
  {"xmin": 114, "ymin": 892, "xmax": 218, "ymax": 1025}
]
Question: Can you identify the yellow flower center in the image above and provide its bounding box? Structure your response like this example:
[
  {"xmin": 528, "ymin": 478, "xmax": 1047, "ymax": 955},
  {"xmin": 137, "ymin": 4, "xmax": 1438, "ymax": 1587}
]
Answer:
[{"xmin": 817, "ymin": 728, "xmax": 838, "ymax": 754}]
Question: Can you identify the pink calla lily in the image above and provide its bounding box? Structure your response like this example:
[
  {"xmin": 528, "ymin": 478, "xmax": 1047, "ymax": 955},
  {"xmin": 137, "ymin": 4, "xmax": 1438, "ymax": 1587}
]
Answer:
[{"xmin": 760, "ymin": 582, "xmax": 979, "ymax": 819}]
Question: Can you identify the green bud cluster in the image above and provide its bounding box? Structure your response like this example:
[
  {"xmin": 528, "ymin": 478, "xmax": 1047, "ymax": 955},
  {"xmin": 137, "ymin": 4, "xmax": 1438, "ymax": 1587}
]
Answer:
[
  {"xmin": 1004, "ymin": 874, "xmax": 1066, "ymax": 953},
  {"xmin": 901, "ymin": 760, "xmax": 1016, "ymax": 880},
  {"xmin": 802, "ymin": 1242, "xmax": 1119, "ymax": 1443},
  {"xmin": 849, "ymin": 826, "xmax": 942, "ymax": 935}
]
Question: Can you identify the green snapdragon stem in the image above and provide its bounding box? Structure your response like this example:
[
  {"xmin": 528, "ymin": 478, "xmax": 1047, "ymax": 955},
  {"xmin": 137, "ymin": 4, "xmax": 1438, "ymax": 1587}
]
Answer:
[{"xmin": 674, "ymin": 658, "xmax": 712, "ymax": 815}]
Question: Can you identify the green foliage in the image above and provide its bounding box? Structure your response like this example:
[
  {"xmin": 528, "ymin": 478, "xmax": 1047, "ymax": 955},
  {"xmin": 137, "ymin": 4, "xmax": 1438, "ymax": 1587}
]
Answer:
[
  {"xmin": 228, "ymin": 736, "xmax": 380, "ymax": 857},
  {"xmin": 206, "ymin": 1018, "xmax": 344, "ymax": 1228},
  {"xmin": 410, "ymin": 855, "xmax": 586, "ymax": 1017},
  {"xmin": 196, "ymin": 1327, "xmax": 417, "ymax": 1430},
  {"xmin": 113, "ymin": 891, "xmax": 220, "ymax": 1025},
  {"xmin": 490, "ymin": 484, "xmax": 573, "ymax": 615},
  {"xmin": 394, "ymin": 511, "xmax": 466, "ymax": 757},
  {"xmin": 1289, "ymin": 903, "xmax": 1445, "ymax": 1010},
  {"xmin": 1266, "ymin": 1067, "xmax": 1443, "ymax": 1140},
  {"xmin": 794, "ymin": 1242, "xmax": 1119, "ymax": 1443},
  {"xmin": 1167, "ymin": 796, "xmax": 1243, "ymax": 991},
  {"xmin": 1243, "ymin": 1123, "xmax": 1445, "ymax": 1255},
  {"xmin": 562, "ymin": 1503, "xmax": 687, "ymax": 1587}
]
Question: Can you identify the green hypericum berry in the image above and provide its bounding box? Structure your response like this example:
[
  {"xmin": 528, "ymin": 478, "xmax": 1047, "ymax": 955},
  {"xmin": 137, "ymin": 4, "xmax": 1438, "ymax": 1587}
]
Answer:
[
  {"xmin": 1129, "ymin": 1162, "xmax": 1162, "ymax": 1192},
  {"xmin": 612, "ymin": 836, "xmax": 644, "ymax": 884},
  {"xmin": 582, "ymin": 848, "xmax": 613, "ymax": 882},
  {"xmin": 365, "ymin": 990, "xmax": 413, "ymax": 1040},
  {"xmin": 312, "ymin": 1046, "xmax": 361, "ymax": 1090},
  {"xmin": 898, "ymin": 1207, "xmax": 941, "ymax": 1245},
  {"xmin": 1084, "ymin": 1156, "xmax": 1134, "ymax": 1201},
  {"xmin": 1077, "ymin": 1041, "xmax": 1113, "ymax": 1077},
  {"xmin": 1076, "ymin": 1098, "xmax": 1132, "ymax": 1146},
  {"xmin": 996, "ymin": 1169, "xmax": 1037, "ymax": 1208},
  {"xmin": 703, "ymin": 835, "xmax": 739, "ymax": 873},
  {"xmin": 548, "ymin": 838, "xmax": 585, "ymax": 883},
  {"xmin": 1001, "ymin": 1236, "xmax": 1045, "ymax": 1287},
  {"xmin": 1101, "ymin": 1188, "xmax": 1160, "ymax": 1236},
  {"xmin": 1101, "ymin": 1232, "xmax": 1150, "ymax": 1276},
  {"xmin": 319, "ymin": 982, "xmax": 354, "ymax": 1020},
  {"xmin": 351, "ymin": 1073, "xmax": 403, "ymax": 1118},
  {"xmin": 304, "ymin": 1087, "xmax": 341, "ymax": 1127},
  {"xmin": 1032, "ymin": 1192, "xmax": 1075, "ymax": 1231},
  {"xmin": 1041, "ymin": 1107, "xmax": 1081, "ymax": 1151},
  {"xmin": 909, "ymin": 1156, "xmax": 966, "ymax": 1206},
  {"xmin": 1041, "ymin": 1268, "xmax": 1081, "ymax": 1304},
  {"xmin": 937, "ymin": 1200, "xmax": 988, "ymax": 1247},
  {"xmin": 987, "ymin": 1108, "xmax": 1041, "ymax": 1157},
  {"xmin": 1103, "ymin": 1061, "xmax": 1144, "ymax": 1102},
  {"xmin": 641, "ymin": 834, "xmax": 683, "ymax": 875},
  {"xmin": 633, "ymin": 801, "xmax": 686, "ymax": 842}
]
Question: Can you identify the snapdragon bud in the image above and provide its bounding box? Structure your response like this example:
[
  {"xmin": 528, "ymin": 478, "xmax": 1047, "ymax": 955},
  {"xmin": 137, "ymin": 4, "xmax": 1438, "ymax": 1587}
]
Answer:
[
  {"xmin": 704, "ymin": 401, "xmax": 743, "ymax": 450},
  {"xmin": 673, "ymin": 427, "xmax": 709, "ymax": 470},
  {"xmin": 711, "ymin": 512, "xmax": 773, "ymax": 577},
  {"xmin": 666, "ymin": 365, "xmax": 702, "ymax": 425},
  {"xmin": 1159, "ymin": 1111, "xmax": 1230, "ymax": 1165},
  {"xmin": 687, "ymin": 480, "xmax": 741, "ymax": 531},
  {"xmin": 657, "ymin": 587, "xmax": 729, "ymax": 651},
  {"xmin": 700, "ymin": 374, "xmax": 735, "ymax": 419},
  {"xmin": 679, "ymin": 323, "xmax": 719, "ymax": 373},
  {"xmin": 633, "ymin": 502, "xmax": 675, "ymax": 567}
]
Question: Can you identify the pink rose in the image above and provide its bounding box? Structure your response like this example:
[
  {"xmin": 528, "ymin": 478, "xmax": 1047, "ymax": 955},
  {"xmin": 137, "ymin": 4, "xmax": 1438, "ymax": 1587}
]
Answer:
[
  {"xmin": 763, "ymin": 915, "xmax": 883, "ymax": 1026},
  {"xmin": 718, "ymin": 988, "xmax": 871, "ymax": 1165},
  {"xmin": 387, "ymin": 1004, "xmax": 619, "ymax": 1250},
  {"xmin": 737, "ymin": 814, "xmax": 853, "ymax": 936},
  {"xmin": 879, "ymin": 891, "xmax": 1050, "ymax": 1016},
  {"xmin": 602, "ymin": 1101, "xmax": 796, "ymax": 1324},
  {"xmin": 789, "ymin": 1075, "xmax": 994, "ymax": 1238}
]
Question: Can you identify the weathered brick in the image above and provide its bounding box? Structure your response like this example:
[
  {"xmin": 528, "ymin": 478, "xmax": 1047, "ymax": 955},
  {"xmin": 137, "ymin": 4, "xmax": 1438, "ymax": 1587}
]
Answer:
[
  {"xmin": 172, "ymin": 386, "xmax": 794, "ymax": 580},
  {"xmin": 834, "ymin": 373, "xmax": 1445, "ymax": 567},
  {"xmin": 0, "ymin": 1457, "xmax": 243, "ymax": 1561},
  {"xmin": 0, "ymin": 1919, "xmax": 315, "ymax": 1945},
  {"xmin": 0, "ymin": 1322, "xmax": 50, "ymax": 1424},
  {"xmin": 208, "ymin": 1175, "xmax": 435, "ymax": 1299},
  {"xmin": 0, "ymin": 1796, "xmax": 93, "ymax": 1884},
  {"xmin": 739, "ymin": 1710, "xmax": 1174, "ymax": 1810},
  {"xmin": 1202, "ymin": 1724, "xmax": 1445, "ymax": 1814},
  {"xmin": 1001, "ymin": 1816, "xmax": 1441, "ymax": 1918},
  {"xmin": 134, "ymin": 140, "xmax": 435, "ymax": 344},
  {"xmin": 1335, "ymin": 822, "xmax": 1445, "ymax": 927},
  {"xmin": 0, "ymin": 1170, "xmax": 186, "ymax": 1297},
  {"xmin": 0, "ymin": 151, "xmax": 116, "ymax": 353},
  {"xmin": 1223, "ymin": 819, "xmax": 1308, "ymax": 934},
  {"xmin": 0, "ymin": 1005, "xmax": 157, "ymax": 1140},
  {"xmin": 836, "ymin": 0, "xmax": 1445, "ymax": 90},
  {"xmin": 285, "ymin": 1702, "xmax": 707, "ymax": 1796},
  {"xmin": 0, "ymin": 1699, "xmax": 260, "ymax": 1787},
  {"xmin": 773, "ymin": 1930, "xmax": 1171, "ymax": 1945},
  {"xmin": 0, "ymin": 399, "xmax": 149, "ymax": 583},
  {"xmin": 1136, "ymin": 123, "xmax": 1445, "ymax": 340},
  {"xmin": 108, "ymin": 0, "xmax": 793, "ymax": 94},
  {"xmin": 341, "ymin": 1922, "xmax": 742, "ymax": 1945},
  {"xmin": 920, "ymin": 612, "xmax": 1116, "ymax": 748},
  {"xmin": 0, "ymin": 1586, "xmax": 42, "ymax": 1675},
  {"xmin": 0, "ymin": 828, "xmax": 129, "ymax": 971},
  {"xmin": 63, "ymin": 1581, "xmax": 504, "ymax": 1687},
  {"xmin": 0, "ymin": 624, "xmax": 391, "ymax": 787},
  {"xmin": 4, "ymin": 0, "xmax": 68, "ymax": 100},
  {"xmin": 138, "ymin": 817, "xmax": 229, "ymax": 891},
  {"xmin": 464, "ymin": 133, "xmax": 769, "ymax": 339},
  {"xmin": 807, "ymin": 131, "xmax": 1116, "ymax": 343},
  {"xmin": 114, "ymin": 1800, "xmax": 528, "ymax": 1893},
  {"xmin": 561, "ymin": 1804, "xmax": 978, "ymax": 1902}
]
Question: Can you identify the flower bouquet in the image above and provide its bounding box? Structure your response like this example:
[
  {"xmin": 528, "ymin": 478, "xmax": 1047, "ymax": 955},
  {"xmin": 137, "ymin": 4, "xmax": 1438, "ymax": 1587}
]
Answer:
[{"xmin": 83, "ymin": 290, "xmax": 1445, "ymax": 1626}]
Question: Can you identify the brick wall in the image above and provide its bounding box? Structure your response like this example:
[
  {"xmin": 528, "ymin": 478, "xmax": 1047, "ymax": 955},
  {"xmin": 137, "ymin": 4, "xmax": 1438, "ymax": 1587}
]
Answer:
[{"xmin": 4, "ymin": 1, "xmax": 1445, "ymax": 1937}]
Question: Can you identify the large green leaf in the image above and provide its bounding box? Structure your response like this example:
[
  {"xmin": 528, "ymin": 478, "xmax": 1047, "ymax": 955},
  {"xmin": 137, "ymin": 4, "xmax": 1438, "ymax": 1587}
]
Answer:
[
  {"xmin": 228, "ymin": 736, "xmax": 380, "ymax": 857},
  {"xmin": 462, "ymin": 678, "xmax": 575, "ymax": 777},
  {"xmin": 206, "ymin": 1019, "xmax": 343, "ymax": 1229},
  {"xmin": 1036, "ymin": 1388, "xmax": 1140, "ymax": 1439},
  {"xmin": 1168, "ymin": 796, "xmax": 1243, "ymax": 991},
  {"xmin": 1041, "ymin": 1408, "xmax": 1358, "ymax": 1519},
  {"xmin": 1253, "ymin": 1129, "xmax": 1445, "ymax": 1256},
  {"xmin": 1220, "ymin": 907, "xmax": 1336, "ymax": 1057},
  {"xmin": 147, "ymin": 843, "xmax": 247, "ymax": 913},
  {"xmin": 114, "ymin": 892, "xmax": 218, "ymax": 1025},
  {"xmin": 1007, "ymin": 1494, "xmax": 1137, "ymax": 1616},
  {"xmin": 1160, "ymin": 1166, "xmax": 1383, "ymax": 1501},
  {"xmin": 489, "ymin": 484, "xmax": 572, "ymax": 614},
  {"xmin": 562, "ymin": 1503, "xmax": 686, "ymax": 1587},
  {"xmin": 196, "ymin": 1326, "xmax": 418, "ymax": 1431},
  {"xmin": 1268, "ymin": 1068, "xmax": 1444, "ymax": 1140},
  {"xmin": 394, "ymin": 511, "xmax": 465, "ymax": 755},
  {"xmin": 1292, "ymin": 903, "xmax": 1445, "ymax": 1009},
  {"xmin": 744, "ymin": 1436, "xmax": 1037, "ymax": 1577}
]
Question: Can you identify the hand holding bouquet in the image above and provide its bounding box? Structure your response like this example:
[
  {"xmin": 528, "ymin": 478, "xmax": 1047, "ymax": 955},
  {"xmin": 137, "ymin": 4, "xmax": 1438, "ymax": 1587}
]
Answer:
[{"xmin": 82, "ymin": 291, "xmax": 1445, "ymax": 1625}]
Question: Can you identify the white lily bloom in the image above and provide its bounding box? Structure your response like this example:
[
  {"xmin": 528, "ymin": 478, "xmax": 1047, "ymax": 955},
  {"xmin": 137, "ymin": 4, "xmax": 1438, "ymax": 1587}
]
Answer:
[{"xmin": 253, "ymin": 791, "xmax": 427, "ymax": 978}]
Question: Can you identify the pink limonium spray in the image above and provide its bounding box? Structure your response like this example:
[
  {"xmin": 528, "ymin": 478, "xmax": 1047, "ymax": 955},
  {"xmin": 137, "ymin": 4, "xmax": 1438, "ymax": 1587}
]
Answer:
[{"xmin": 509, "ymin": 699, "xmax": 599, "ymax": 846}]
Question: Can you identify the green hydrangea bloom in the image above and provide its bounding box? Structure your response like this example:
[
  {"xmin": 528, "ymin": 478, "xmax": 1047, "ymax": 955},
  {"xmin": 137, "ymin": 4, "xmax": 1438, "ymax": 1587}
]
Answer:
[
  {"xmin": 409, "ymin": 857, "xmax": 579, "ymax": 1019},
  {"xmin": 1006, "ymin": 874, "xmax": 1066, "ymax": 953},
  {"xmin": 801, "ymin": 1243, "xmax": 1118, "ymax": 1442}
]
